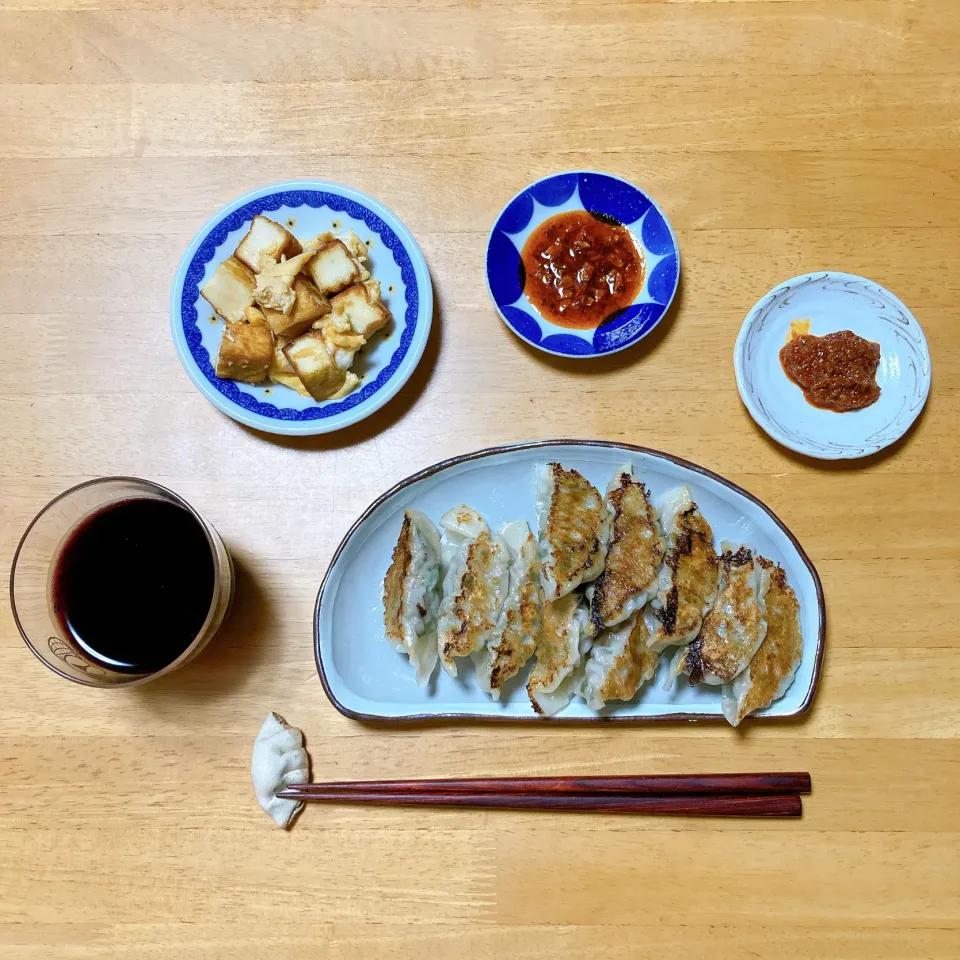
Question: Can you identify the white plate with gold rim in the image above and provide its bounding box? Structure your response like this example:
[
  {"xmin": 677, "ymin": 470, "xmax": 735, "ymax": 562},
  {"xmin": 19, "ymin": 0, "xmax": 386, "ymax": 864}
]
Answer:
[{"xmin": 734, "ymin": 272, "xmax": 930, "ymax": 460}]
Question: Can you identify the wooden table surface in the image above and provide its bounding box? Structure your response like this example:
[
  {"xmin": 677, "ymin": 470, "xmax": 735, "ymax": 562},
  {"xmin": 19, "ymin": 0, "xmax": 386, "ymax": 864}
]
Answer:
[{"xmin": 2, "ymin": 1, "xmax": 959, "ymax": 957}]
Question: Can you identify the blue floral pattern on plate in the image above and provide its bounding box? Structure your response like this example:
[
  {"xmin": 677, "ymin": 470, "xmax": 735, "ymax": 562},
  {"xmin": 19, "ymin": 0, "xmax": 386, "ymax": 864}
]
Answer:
[
  {"xmin": 485, "ymin": 172, "xmax": 680, "ymax": 358},
  {"xmin": 170, "ymin": 181, "xmax": 432, "ymax": 436}
]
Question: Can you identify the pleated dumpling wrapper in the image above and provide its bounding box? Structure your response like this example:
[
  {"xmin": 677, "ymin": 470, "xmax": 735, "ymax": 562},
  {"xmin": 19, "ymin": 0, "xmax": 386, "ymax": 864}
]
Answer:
[
  {"xmin": 649, "ymin": 486, "xmax": 719, "ymax": 652},
  {"xmin": 586, "ymin": 465, "xmax": 665, "ymax": 635},
  {"xmin": 474, "ymin": 520, "xmax": 543, "ymax": 700},
  {"xmin": 721, "ymin": 557, "xmax": 802, "ymax": 725},
  {"xmin": 251, "ymin": 712, "xmax": 311, "ymax": 829},
  {"xmin": 537, "ymin": 463, "xmax": 610, "ymax": 602},
  {"xmin": 574, "ymin": 611, "xmax": 659, "ymax": 711},
  {"xmin": 382, "ymin": 508, "xmax": 443, "ymax": 685},
  {"xmin": 674, "ymin": 543, "xmax": 771, "ymax": 686},
  {"xmin": 437, "ymin": 505, "xmax": 510, "ymax": 677},
  {"xmin": 527, "ymin": 592, "xmax": 591, "ymax": 716}
]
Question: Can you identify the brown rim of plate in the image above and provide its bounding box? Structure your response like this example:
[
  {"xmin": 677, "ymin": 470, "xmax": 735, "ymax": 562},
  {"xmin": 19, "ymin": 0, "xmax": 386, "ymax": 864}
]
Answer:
[{"xmin": 312, "ymin": 439, "xmax": 827, "ymax": 724}]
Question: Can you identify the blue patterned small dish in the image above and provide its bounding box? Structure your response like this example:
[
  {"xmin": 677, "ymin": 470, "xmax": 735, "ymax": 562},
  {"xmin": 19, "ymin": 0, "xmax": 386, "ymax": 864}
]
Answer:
[
  {"xmin": 171, "ymin": 181, "xmax": 432, "ymax": 436},
  {"xmin": 735, "ymin": 272, "xmax": 931, "ymax": 460},
  {"xmin": 485, "ymin": 171, "xmax": 679, "ymax": 358}
]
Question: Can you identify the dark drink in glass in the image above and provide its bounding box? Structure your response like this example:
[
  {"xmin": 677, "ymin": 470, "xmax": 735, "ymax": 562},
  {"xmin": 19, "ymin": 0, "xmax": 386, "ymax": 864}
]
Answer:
[{"xmin": 51, "ymin": 499, "xmax": 217, "ymax": 674}]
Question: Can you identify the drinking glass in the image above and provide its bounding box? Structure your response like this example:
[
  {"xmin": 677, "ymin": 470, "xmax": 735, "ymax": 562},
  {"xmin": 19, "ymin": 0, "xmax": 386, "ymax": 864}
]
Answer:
[{"xmin": 10, "ymin": 477, "xmax": 233, "ymax": 687}]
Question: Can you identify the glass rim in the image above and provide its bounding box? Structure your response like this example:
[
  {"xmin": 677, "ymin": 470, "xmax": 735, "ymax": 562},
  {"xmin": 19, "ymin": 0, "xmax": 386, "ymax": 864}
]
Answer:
[{"xmin": 9, "ymin": 475, "xmax": 225, "ymax": 688}]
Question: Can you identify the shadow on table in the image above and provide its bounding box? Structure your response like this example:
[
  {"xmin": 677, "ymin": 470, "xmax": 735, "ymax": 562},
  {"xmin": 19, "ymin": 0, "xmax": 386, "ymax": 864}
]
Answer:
[{"xmin": 134, "ymin": 552, "xmax": 270, "ymax": 707}]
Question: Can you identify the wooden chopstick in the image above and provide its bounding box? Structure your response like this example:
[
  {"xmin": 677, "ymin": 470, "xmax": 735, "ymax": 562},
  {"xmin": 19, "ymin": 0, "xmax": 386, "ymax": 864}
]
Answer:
[
  {"xmin": 278, "ymin": 772, "xmax": 811, "ymax": 797},
  {"xmin": 275, "ymin": 789, "xmax": 802, "ymax": 817}
]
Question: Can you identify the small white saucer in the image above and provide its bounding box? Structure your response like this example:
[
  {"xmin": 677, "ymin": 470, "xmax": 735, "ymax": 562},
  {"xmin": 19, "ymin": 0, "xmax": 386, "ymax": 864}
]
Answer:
[{"xmin": 734, "ymin": 272, "xmax": 930, "ymax": 460}]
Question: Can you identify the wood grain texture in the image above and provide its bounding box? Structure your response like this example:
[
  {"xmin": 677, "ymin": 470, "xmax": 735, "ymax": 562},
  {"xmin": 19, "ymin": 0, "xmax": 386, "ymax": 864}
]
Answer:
[{"xmin": 1, "ymin": 0, "xmax": 958, "ymax": 956}]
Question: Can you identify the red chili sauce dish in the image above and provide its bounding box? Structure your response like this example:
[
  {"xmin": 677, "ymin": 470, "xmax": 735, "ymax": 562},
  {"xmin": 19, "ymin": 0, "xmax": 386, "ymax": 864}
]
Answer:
[
  {"xmin": 779, "ymin": 329, "xmax": 882, "ymax": 413},
  {"xmin": 520, "ymin": 211, "xmax": 644, "ymax": 329}
]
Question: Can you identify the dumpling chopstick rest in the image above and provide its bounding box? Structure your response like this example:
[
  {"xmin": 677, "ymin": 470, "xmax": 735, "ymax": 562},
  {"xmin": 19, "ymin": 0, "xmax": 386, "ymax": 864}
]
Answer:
[{"xmin": 251, "ymin": 712, "xmax": 311, "ymax": 828}]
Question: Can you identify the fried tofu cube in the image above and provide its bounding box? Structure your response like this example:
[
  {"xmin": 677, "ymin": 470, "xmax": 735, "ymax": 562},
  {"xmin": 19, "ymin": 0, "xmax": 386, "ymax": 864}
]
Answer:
[
  {"xmin": 200, "ymin": 257, "xmax": 256, "ymax": 324},
  {"xmin": 234, "ymin": 215, "xmax": 302, "ymax": 273},
  {"xmin": 330, "ymin": 280, "xmax": 391, "ymax": 338},
  {"xmin": 215, "ymin": 320, "xmax": 274, "ymax": 383},
  {"xmin": 304, "ymin": 239, "xmax": 368, "ymax": 296},
  {"xmin": 268, "ymin": 334, "xmax": 311, "ymax": 397},
  {"xmin": 282, "ymin": 332, "xmax": 347, "ymax": 401},
  {"xmin": 262, "ymin": 276, "xmax": 331, "ymax": 337},
  {"xmin": 270, "ymin": 336, "xmax": 295, "ymax": 376}
]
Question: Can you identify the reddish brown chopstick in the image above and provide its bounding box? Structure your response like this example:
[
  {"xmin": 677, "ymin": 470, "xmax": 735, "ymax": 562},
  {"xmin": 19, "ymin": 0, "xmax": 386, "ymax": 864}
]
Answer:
[
  {"xmin": 276, "ymin": 788, "xmax": 802, "ymax": 817},
  {"xmin": 278, "ymin": 772, "xmax": 810, "ymax": 797}
]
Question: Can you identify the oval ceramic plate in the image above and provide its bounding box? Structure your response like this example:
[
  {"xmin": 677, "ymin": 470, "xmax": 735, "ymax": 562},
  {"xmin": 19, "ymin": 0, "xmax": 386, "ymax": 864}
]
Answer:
[
  {"xmin": 735, "ymin": 272, "xmax": 931, "ymax": 459},
  {"xmin": 485, "ymin": 172, "xmax": 680, "ymax": 358},
  {"xmin": 171, "ymin": 180, "xmax": 433, "ymax": 436},
  {"xmin": 314, "ymin": 440, "xmax": 825, "ymax": 722}
]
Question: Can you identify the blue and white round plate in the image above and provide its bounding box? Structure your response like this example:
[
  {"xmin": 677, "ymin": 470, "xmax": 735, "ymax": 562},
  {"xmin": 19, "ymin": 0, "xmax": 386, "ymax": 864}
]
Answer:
[
  {"xmin": 171, "ymin": 180, "xmax": 432, "ymax": 436},
  {"xmin": 735, "ymin": 272, "xmax": 931, "ymax": 460},
  {"xmin": 485, "ymin": 171, "xmax": 680, "ymax": 358}
]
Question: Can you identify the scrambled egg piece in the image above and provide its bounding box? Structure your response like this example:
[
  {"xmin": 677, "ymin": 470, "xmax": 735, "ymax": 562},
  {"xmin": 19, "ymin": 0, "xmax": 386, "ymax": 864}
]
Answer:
[
  {"xmin": 320, "ymin": 313, "xmax": 366, "ymax": 370},
  {"xmin": 253, "ymin": 251, "xmax": 315, "ymax": 314}
]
